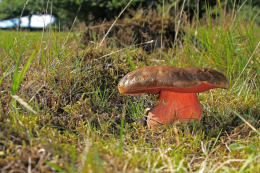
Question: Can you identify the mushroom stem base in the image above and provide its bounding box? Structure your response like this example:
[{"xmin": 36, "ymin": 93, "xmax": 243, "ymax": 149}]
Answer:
[{"xmin": 147, "ymin": 91, "xmax": 202, "ymax": 128}]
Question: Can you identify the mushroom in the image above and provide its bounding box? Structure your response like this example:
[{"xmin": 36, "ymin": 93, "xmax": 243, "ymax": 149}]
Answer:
[{"xmin": 118, "ymin": 66, "xmax": 229, "ymax": 128}]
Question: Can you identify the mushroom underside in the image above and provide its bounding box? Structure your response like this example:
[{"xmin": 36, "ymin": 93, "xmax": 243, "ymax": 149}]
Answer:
[{"xmin": 119, "ymin": 81, "xmax": 223, "ymax": 95}]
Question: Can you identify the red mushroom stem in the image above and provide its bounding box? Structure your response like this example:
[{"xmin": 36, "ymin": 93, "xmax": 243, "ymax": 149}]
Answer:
[{"xmin": 147, "ymin": 90, "xmax": 202, "ymax": 128}]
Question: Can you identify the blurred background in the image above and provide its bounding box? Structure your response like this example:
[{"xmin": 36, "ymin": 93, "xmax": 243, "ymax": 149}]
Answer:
[{"xmin": 0, "ymin": 0, "xmax": 259, "ymax": 30}]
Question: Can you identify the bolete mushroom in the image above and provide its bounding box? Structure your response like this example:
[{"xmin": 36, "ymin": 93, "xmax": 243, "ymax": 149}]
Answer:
[{"xmin": 118, "ymin": 66, "xmax": 229, "ymax": 128}]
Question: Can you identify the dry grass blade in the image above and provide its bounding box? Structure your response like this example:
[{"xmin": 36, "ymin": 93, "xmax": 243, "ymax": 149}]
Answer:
[
  {"xmin": 11, "ymin": 95, "xmax": 37, "ymax": 114},
  {"xmin": 232, "ymin": 110, "xmax": 260, "ymax": 136},
  {"xmin": 96, "ymin": 40, "xmax": 154, "ymax": 60},
  {"xmin": 212, "ymin": 159, "xmax": 245, "ymax": 172},
  {"xmin": 232, "ymin": 41, "xmax": 260, "ymax": 88},
  {"xmin": 79, "ymin": 139, "xmax": 92, "ymax": 172},
  {"xmin": 99, "ymin": 0, "xmax": 134, "ymax": 46},
  {"xmin": 173, "ymin": 0, "xmax": 186, "ymax": 47}
]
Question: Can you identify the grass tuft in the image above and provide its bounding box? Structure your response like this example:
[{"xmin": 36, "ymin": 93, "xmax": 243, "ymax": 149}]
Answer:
[{"xmin": 0, "ymin": 4, "xmax": 259, "ymax": 172}]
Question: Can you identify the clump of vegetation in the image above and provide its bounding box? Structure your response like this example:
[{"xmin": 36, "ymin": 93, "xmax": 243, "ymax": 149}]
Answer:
[
  {"xmin": 0, "ymin": 2, "xmax": 259, "ymax": 172},
  {"xmin": 82, "ymin": 10, "xmax": 181, "ymax": 51}
]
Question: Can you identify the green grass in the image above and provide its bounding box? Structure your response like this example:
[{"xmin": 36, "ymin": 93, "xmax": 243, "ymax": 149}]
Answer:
[{"xmin": 0, "ymin": 6, "xmax": 259, "ymax": 173}]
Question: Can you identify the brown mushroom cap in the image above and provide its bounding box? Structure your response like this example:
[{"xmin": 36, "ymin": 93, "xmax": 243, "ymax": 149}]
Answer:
[{"xmin": 118, "ymin": 66, "xmax": 229, "ymax": 94}]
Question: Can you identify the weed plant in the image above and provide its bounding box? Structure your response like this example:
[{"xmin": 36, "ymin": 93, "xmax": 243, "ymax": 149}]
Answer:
[{"xmin": 0, "ymin": 3, "xmax": 259, "ymax": 173}]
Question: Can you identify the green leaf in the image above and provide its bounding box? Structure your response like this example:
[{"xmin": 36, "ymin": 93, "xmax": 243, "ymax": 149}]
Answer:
[{"xmin": 229, "ymin": 143, "xmax": 246, "ymax": 150}]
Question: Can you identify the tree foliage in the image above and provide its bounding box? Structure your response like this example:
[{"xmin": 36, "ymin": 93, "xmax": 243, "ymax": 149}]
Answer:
[{"xmin": 0, "ymin": 0, "xmax": 259, "ymax": 28}]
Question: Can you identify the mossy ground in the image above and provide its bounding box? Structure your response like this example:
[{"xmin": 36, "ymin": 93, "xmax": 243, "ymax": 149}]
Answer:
[{"xmin": 0, "ymin": 7, "xmax": 259, "ymax": 173}]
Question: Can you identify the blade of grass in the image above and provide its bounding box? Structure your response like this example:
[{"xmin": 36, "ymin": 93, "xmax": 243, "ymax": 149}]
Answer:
[
  {"xmin": 96, "ymin": 40, "xmax": 154, "ymax": 60},
  {"xmin": 46, "ymin": 161, "xmax": 67, "ymax": 173},
  {"xmin": 232, "ymin": 41, "xmax": 260, "ymax": 89},
  {"xmin": 120, "ymin": 113, "xmax": 125, "ymax": 152},
  {"xmin": 79, "ymin": 139, "xmax": 91, "ymax": 173},
  {"xmin": 126, "ymin": 50, "xmax": 135, "ymax": 70},
  {"xmin": 0, "ymin": 63, "xmax": 12, "ymax": 86},
  {"xmin": 17, "ymin": 49, "xmax": 38, "ymax": 87},
  {"xmin": 11, "ymin": 52, "xmax": 22, "ymax": 94},
  {"xmin": 11, "ymin": 49, "xmax": 38, "ymax": 94},
  {"xmin": 232, "ymin": 110, "xmax": 260, "ymax": 136},
  {"xmin": 99, "ymin": 0, "xmax": 134, "ymax": 46},
  {"xmin": 238, "ymin": 154, "xmax": 255, "ymax": 173},
  {"xmin": 11, "ymin": 95, "xmax": 37, "ymax": 114}
]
